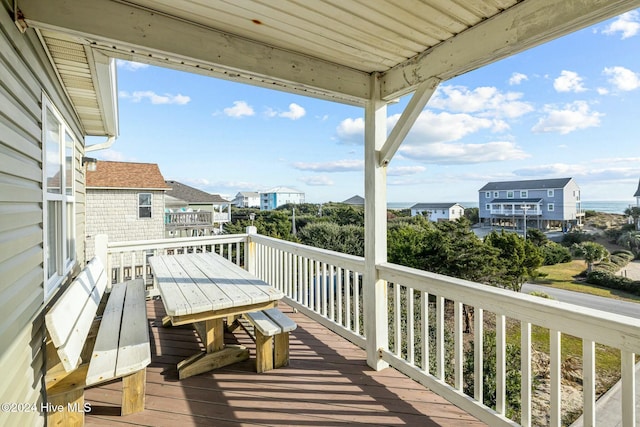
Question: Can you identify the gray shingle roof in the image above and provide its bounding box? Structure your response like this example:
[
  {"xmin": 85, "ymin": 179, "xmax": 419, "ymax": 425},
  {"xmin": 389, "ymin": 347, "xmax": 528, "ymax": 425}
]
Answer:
[
  {"xmin": 411, "ymin": 202, "xmax": 462, "ymax": 209},
  {"xmin": 342, "ymin": 195, "xmax": 364, "ymax": 205},
  {"xmin": 479, "ymin": 178, "xmax": 573, "ymax": 192},
  {"xmin": 165, "ymin": 180, "xmax": 229, "ymax": 204}
]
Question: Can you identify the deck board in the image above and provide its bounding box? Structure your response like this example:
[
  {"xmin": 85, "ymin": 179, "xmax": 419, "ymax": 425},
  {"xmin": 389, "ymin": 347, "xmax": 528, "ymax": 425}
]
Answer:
[{"xmin": 85, "ymin": 298, "xmax": 485, "ymax": 427}]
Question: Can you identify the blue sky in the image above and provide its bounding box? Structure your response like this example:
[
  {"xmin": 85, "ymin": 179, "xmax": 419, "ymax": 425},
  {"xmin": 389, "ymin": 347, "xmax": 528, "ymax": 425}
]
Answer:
[{"xmin": 91, "ymin": 10, "xmax": 640, "ymax": 204}]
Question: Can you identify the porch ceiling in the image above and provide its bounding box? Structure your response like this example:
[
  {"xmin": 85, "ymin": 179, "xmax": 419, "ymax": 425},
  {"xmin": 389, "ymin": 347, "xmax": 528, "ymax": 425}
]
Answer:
[{"xmin": 14, "ymin": 0, "xmax": 640, "ymax": 135}]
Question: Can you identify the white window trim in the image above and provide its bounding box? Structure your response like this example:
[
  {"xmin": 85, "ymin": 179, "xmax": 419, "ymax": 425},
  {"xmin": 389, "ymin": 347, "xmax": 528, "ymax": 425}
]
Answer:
[
  {"xmin": 43, "ymin": 94, "xmax": 76, "ymax": 301},
  {"xmin": 507, "ymin": 191, "xmax": 514, "ymax": 198},
  {"xmin": 138, "ymin": 192, "xmax": 153, "ymax": 219},
  {"xmin": 548, "ymin": 189, "xmax": 554, "ymax": 197},
  {"xmin": 493, "ymin": 191, "xmax": 499, "ymax": 197},
  {"xmin": 485, "ymin": 191, "xmax": 491, "ymax": 198},
  {"xmin": 548, "ymin": 203, "xmax": 555, "ymax": 211},
  {"xmin": 521, "ymin": 190, "xmax": 528, "ymax": 198}
]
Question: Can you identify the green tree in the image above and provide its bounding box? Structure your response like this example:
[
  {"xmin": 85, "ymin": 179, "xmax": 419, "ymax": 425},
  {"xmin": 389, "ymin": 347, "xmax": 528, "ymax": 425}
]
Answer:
[
  {"xmin": 624, "ymin": 206, "xmax": 640, "ymax": 230},
  {"xmin": 484, "ymin": 231, "xmax": 543, "ymax": 291},
  {"xmin": 463, "ymin": 207, "xmax": 479, "ymax": 224},
  {"xmin": 617, "ymin": 231, "xmax": 640, "ymax": 257},
  {"xmin": 297, "ymin": 222, "xmax": 364, "ymax": 256},
  {"xmin": 572, "ymin": 241, "xmax": 610, "ymax": 273}
]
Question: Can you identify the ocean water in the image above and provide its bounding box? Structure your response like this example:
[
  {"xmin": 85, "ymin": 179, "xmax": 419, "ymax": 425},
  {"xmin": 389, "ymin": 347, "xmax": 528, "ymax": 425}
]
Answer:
[{"xmin": 388, "ymin": 201, "xmax": 636, "ymax": 215}]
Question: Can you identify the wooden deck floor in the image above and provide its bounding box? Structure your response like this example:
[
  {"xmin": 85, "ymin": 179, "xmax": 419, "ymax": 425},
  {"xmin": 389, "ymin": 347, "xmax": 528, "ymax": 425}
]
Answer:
[{"xmin": 85, "ymin": 298, "xmax": 485, "ymax": 427}]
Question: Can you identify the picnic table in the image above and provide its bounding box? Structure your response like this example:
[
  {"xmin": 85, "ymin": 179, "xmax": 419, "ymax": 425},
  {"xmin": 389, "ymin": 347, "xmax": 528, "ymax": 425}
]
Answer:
[{"xmin": 149, "ymin": 252, "xmax": 284, "ymax": 379}]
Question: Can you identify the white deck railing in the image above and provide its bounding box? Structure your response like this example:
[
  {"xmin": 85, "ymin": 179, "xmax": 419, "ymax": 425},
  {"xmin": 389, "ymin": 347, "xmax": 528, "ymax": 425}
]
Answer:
[{"xmin": 97, "ymin": 232, "xmax": 640, "ymax": 427}]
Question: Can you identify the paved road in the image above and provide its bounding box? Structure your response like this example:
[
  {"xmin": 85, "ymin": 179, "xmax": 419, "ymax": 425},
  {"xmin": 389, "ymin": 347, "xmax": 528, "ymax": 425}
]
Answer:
[{"xmin": 521, "ymin": 283, "xmax": 640, "ymax": 318}]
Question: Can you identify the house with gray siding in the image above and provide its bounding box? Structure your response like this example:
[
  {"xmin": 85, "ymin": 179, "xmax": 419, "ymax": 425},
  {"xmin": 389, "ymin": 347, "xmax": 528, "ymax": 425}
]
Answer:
[
  {"xmin": 85, "ymin": 161, "xmax": 170, "ymax": 259},
  {"xmin": 165, "ymin": 180, "xmax": 231, "ymax": 236},
  {"xmin": 478, "ymin": 178, "xmax": 583, "ymax": 231}
]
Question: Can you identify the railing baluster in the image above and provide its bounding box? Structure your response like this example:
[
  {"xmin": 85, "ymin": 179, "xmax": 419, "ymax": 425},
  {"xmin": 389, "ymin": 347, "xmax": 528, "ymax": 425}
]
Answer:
[
  {"xmin": 394, "ymin": 282, "xmax": 401, "ymax": 356},
  {"xmin": 454, "ymin": 301, "xmax": 463, "ymax": 391},
  {"xmin": 336, "ymin": 267, "xmax": 343, "ymax": 325},
  {"xmin": 321, "ymin": 262, "xmax": 327, "ymax": 316},
  {"xmin": 354, "ymin": 272, "xmax": 360, "ymax": 336},
  {"xmin": 329, "ymin": 264, "xmax": 335, "ymax": 321},
  {"xmin": 621, "ymin": 350, "xmax": 636, "ymax": 427},
  {"xmin": 345, "ymin": 269, "xmax": 351, "ymax": 330},
  {"xmin": 583, "ymin": 339, "xmax": 595, "ymax": 427},
  {"xmin": 496, "ymin": 314, "xmax": 506, "ymax": 415},
  {"xmin": 550, "ymin": 329, "xmax": 561, "ymax": 427},
  {"xmin": 421, "ymin": 291, "xmax": 429, "ymax": 373},
  {"xmin": 521, "ymin": 322, "xmax": 532, "ymax": 427},
  {"xmin": 315, "ymin": 260, "xmax": 321, "ymax": 313},
  {"xmin": 407, "ymin": 287, "xmax": 414, "ymax": 365},
  {"xmin": 474, "ymin": 307, "xmax": 483, "ymax": 403},
  {"xmin": 436, "ymin": 295, "xmax": 444, "ymax": 381}
]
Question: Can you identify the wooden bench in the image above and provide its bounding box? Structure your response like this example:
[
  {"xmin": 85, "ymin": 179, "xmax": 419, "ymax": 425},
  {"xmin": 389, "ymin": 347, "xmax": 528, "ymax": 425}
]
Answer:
[
  {"xmin": 243, "ymin": 308, "xmax": 297, "ymax": 373},
  {"xmin": 45, "ymin": 257, "xmax": 151, "ymax": 426}
]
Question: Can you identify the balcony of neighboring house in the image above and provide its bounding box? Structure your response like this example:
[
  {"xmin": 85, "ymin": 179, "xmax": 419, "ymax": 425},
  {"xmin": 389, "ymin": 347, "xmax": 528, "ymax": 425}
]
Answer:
[
  {"xmin": 489, "ymin": 199, "xmax": 544, "ymax": 217},
  {"xmin": 91, "ymin": 232, "xmax": 640, "ymax": 427}
]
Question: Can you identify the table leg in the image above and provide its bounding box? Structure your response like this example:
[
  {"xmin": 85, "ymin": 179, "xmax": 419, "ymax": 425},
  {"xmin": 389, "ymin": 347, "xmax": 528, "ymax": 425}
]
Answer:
[{"xmin": 177, "ymin": 317, "xmax": 249, "ymax": 379}]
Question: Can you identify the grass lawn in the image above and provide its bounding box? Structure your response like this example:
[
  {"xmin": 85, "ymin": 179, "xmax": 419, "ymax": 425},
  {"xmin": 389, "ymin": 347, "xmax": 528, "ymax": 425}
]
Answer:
[{"xmin": 535, "ymin": 260, "xmax": 640, "ymax": 303}]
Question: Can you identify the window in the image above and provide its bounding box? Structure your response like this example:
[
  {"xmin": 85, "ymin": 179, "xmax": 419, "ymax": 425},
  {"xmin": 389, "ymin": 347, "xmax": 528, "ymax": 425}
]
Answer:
[
  {"xmin": 138, "ymin": 193, "xmax": 152, "ymax": 218},
  {"xmin": 521, "ymin": 190, "xmax": 528, "ymax": 198},
  {"xmin": 486, "ymin": 204, "xmax": 491, "ymax": 210},
  {"xmin": 548, "ymin": 203, "xmax": 555, "ymax": 211},
  {"xmin": 485, "ymin": 191, "xmax": 491, "ymax": 198},
  {"xmin": 507, "ymin": 191, "xmax": 514, "ymax": 198},
  {"xmin": 43, "ymin": 96, "xmax": 76, "ymax": 300},
  {"xmin": 494, "ymin": 191, "xmax": 499, "ymax": 197},
  {"xmin": 548, "ymin": 189, "xmax": 554, "ymax": 197}
]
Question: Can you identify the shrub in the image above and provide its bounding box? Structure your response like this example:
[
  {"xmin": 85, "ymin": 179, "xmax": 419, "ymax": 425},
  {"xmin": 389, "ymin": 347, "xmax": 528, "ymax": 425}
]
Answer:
[
  {"xmin": 562, "ymin": 231, "xmax": 594, "ymax": 247},
  {"xmin": 529, "ymin": 291, "xmax": 554, "ymax": 299},
  {"xmin": 541, "ymin": 242, "xmax": 572, "ymax": 265},
  {"xmin": 586, "ymin": 271, "xmax": 640, "ymax": 295}
]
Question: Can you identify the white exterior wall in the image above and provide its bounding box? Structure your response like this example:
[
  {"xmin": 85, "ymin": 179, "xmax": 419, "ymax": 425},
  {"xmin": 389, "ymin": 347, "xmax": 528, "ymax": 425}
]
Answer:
[
  {"xmin": 411, "ymin": 205, "xmax": 464, "ymax": 222},
  {"xmin": 86, "ymin": 189, "xmax": 165, "ymax": 258}
]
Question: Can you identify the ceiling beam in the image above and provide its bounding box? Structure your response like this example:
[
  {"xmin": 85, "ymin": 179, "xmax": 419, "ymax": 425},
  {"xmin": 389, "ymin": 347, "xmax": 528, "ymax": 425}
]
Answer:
[
  {"xmin": 16, "ymin": 0, "xmax": 371, "ymax": 105},
  {"xmin": 380, "ymin": 0, "xmax": 640, "ymax": 100}
]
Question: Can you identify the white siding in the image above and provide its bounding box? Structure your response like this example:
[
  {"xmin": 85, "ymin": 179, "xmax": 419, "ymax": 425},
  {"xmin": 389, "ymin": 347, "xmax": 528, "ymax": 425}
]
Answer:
[
  {"xmin": 0, "ymin": 5, "xmax": 86, "ymax": 425},
  {"xmin": 86, "ymin": 189, "xmax": 165, "ymax": 258}
]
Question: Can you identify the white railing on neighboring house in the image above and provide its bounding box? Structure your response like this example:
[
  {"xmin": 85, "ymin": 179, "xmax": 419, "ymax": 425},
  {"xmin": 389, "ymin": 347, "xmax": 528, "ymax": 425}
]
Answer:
[{"xmin": 95, "ymin": 232, "xmax": 640, "ymax": 427}]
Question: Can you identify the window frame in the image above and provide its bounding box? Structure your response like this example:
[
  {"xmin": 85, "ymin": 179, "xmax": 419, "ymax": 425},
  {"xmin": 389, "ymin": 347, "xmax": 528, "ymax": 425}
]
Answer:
[
  {"xmin": 507, "ymin": 191, "xmax": 514, "ymax": 198},
  {"xmin": 548, "ymin": 203, "xmax": 555, "ymax": 212},
  {"xmin": 548, "ymin": 189, "xmax": 554, "ymax": 197},
  {"xmin": 42, "ymin": 95, "xmax": 76, "ymax": 301},
  {"xmin": 521, "ymin": 190, "xmax": 528, "ymax": 198},
  {"xmin": 485, "ymin": 191, "xmax": 491, "ymax": 198},
  {"xmin": 138, "ymin": 192, "xmax": 153, "ymax": 219}
]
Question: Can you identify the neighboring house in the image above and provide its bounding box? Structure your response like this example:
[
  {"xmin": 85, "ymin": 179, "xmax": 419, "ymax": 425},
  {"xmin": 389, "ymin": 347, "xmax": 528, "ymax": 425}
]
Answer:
[
  {"xmin": 342, "ymin": 195, "xmax": 365, "ymax": 206},
  {"xmin": 411, "ymin": 203, "xmax": 465, "ymax": 222},
  {"xmin": 85, "ymin": 161, "xmax": 171, "ymax": 259},
  {"xmin": 635, "ymin": 178, "xmax": 640, "ymax": 207},
  {"xmin": 478, "ymin": 178, "xmax": 583, "ymax": 231},
  {"xmin": 233, "ymin": 191, "xmax": 260, "ymax": 208},
  {"xmin": 260, "ymin": 187, "xmax": 305, "ymax": 210},
  {"xmin": 165, "ymin": 180, "xmax": 231, "ymax": 236}
]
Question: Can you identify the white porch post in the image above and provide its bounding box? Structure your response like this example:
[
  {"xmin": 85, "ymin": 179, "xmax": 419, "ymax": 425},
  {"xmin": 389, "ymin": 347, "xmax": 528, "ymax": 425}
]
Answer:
[{"xmin": 364, "ymin": 73, "xmax": 389, "ymax": 371}]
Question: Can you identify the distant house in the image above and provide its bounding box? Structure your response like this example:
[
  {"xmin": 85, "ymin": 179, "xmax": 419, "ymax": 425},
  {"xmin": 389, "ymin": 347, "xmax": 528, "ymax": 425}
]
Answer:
[
  {"xmin": 342, "ymin": 195, "xmax": 365, "ymax": 206},
  {"xmin": 233, "ymin": 191, "xmax": 260, "ymax": 208},
  {"xmin": 165, "ymin": 180, "xmax": 231, "ymax": 236},
  {"xmin": 635, "ymin": 178, "xmax": 640, "ymax": 207},
  {"xmin": 260, "ymin": 186, "xmax": 305, "ymax": 210},
  {"xmin": 86, "ymin": 161, "xmax": 171, "ymax": 259},
  {"xmin": 411, "ymin": 203, "xmax": 465, "ymax": 222},
  {"xmin": 478, "ymin": 177, "xmax": 583, "ymax": 231}
]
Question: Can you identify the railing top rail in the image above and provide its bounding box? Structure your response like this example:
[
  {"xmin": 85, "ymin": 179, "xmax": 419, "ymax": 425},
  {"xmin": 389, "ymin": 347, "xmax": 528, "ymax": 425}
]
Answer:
[
  {"xmin": 378, "ymin": 261, "xmax": 640, "ymax": 353},
  {"xmin": 107, "ymin": 234, "xmax": 248, "ymax": 251},
  {"xmin": 250, "ymin": 234, "xmax": 365, "ymax": 272}
]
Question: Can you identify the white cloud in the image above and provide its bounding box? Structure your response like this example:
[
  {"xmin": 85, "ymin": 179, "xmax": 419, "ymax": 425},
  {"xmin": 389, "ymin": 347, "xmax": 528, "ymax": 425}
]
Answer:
[
  {"xmin": 430, "ymin": 85, "xmax": 533, "ymax": 118},
  {"xmin": 603, "ymin": 66, "xmax": 640, "ymax": 91},
  {"xmin": 596, "ymin": 87, "xmax": 610, "ymax": 95},
  {"xmin": 388, "ymin": 166, "xmax": 426, "ymax": 176},
  {"xmin": 224, "ymin": 101, "xmax": 255, "ymax": 118},
  {"xmin": 95, "ymin": 149, "xmax": 132, "ymax": 162},
  {"xmin": 120, "ymin": 90, "xmax": 190, "ymax": 105},
  {"xmin": 336, "ymin": 117, "xmax": 364, "ymax": 145},
  {"xmin": 298, "ymin": 175, "xmax": 334, "ymax": 186},
  {"xmin": 602, "ymin": 11, "xmax": 640, "ymax": 39},
  {"xmin": 553, "ymin": 70, "xmax": 587, "ymax": 93},
  {"xmin": 116, "ymin": 60, "xmax": 149, "ymax": 71},
  {"xmin": 513, "ymin": 163, "xmax": 640, "ymax": 183},
  {"xmin": 398, "ymin": 110, "xmax": 495, "ymax": 144},
  {"xmin": 509, "ymin": 72, "xmax": 528, "ymax": 85},
  {"xmin": 531, "ymin": 101, "xmax": 603, "ymax": 134},
  {"xmin": 398, "ymin": 141, "xmax": 529, "ymax": 164},
  {"xmin": 292, "ymin": 159, "xmax": 363, "ymax": 172},
  {"xmin": 280, "ymin": 103, "xmax": 306, "ymax": 120}
]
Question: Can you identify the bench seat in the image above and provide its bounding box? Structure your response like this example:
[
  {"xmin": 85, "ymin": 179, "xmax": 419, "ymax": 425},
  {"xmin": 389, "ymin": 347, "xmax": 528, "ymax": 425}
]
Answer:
[
  {"xmin": 45, "ymin": 257, "xmax": 151, "ymax": 426},
  {"xmin": 244, "ymin": 308, "xmax": 296, "ymax": 373}
]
